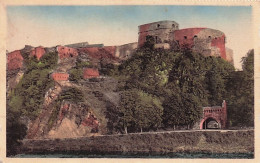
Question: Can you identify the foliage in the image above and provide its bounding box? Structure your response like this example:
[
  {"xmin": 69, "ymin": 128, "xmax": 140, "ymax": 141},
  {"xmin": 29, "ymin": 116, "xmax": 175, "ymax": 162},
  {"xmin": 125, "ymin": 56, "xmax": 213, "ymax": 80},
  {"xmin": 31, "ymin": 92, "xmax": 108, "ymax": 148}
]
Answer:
[
  {"xmin": 106, "ymin": 46, "xmax": 249, "ymax": 131},
  {"xmin": 6, "ymin": 106, "xmax": 27, "ymax": 156},
  {"xmin": 6, "ymin": 52, "xmax": 58, "ymax": 156},
  {"xmin": 69, "ymin": 59, "xmax": 90, "ymax": 82},
  {"xmin": 8, "ymin": 52, "xmax": 58, "ymax": 119},
  {"xmin": 69, "ymin": 68, "xmax": 83, "ymax": 82},
  {"xmin": 117, "ymin": 89, "xmax": 163, "ymax": 133},
  {"xmin": 226, "ymin": 50, "xmax": 254, "ymax": 127}
]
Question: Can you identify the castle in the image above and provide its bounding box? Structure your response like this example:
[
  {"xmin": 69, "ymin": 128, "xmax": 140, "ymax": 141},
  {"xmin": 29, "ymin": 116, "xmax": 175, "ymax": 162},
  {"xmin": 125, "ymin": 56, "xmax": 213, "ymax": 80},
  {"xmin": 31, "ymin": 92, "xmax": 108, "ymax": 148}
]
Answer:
[
  {"xmin": 7, "ymin": 20, "xmax": 234, "ymax": 79},
  {"xmin": 138, "ymin": 21, "xmax": 233, "ymax": 63},
  {"xmin": 7, "ymin": 20, "xmax": 231, "ymax": 131}
]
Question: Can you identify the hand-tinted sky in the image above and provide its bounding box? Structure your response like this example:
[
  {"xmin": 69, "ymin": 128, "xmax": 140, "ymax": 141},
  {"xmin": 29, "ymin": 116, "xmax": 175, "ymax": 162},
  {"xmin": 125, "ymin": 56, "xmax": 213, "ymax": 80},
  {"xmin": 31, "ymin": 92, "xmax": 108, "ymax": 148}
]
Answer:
[{"xmin": 7, "ymin": 6, "xmax": 252, "ymax": 69}]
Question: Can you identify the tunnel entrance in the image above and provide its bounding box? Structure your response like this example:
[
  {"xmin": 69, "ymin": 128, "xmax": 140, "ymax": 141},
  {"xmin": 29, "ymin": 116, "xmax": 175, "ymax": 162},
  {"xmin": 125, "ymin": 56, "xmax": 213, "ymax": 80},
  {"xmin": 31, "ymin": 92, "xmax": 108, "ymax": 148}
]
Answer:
[{"xmin": 202, "ymin": 118, "xmax": 220, "ymax": 129}]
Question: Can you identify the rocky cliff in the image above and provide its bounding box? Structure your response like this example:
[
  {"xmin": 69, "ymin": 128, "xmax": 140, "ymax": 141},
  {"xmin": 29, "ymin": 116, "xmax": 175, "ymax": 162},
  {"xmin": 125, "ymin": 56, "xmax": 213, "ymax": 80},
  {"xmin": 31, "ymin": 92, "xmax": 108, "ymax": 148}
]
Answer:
[{"xmin": 7, "ymin": 44, "xmax": 121, "ymax": 140}]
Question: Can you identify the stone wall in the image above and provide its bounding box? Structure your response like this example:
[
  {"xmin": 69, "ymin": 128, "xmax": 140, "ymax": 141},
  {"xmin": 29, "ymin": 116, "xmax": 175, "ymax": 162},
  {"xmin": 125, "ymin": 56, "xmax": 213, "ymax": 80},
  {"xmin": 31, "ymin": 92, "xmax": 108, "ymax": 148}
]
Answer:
[
  {"xmin": 199, "ymin": 101, "xmax": 227, "ymax": 129},
  {"xmin": 226, "ymin": 47, "xmax": 234, "ymax": 64},
  {"xmin": 21, "ymin": 130, "xmax": 254, "ymax": 156},
  {"xmin": 51, "ymin": 73, "xmax": 69, "ymax": 81},
  {"xmin": 173, "ymin": 28, "xmax": 227, "ymax": 60},
  {"xmin": 83, "ymin": 68, "xmax": 99, "ymax": 79},
  {"xmin": 7, "ymin": 50, "xmax": 24, "ymax": 70},
  {"xmin": 115, "ymin": 42, "xmax": 138, "ymax": 60},
  {"xmin": 137, "ymin": 21, "xmax": 231, "ymax": 63},
  {"xmin": 29, "ymin": 46, "xmax": 46, "ymax": 60},
  {"xmin": 57, "ymin": 46, "xmax": 78, "ymax": 59},
  {"xmin": 138, "ymin": 21, "xmax": 179, "ymax": 47}
]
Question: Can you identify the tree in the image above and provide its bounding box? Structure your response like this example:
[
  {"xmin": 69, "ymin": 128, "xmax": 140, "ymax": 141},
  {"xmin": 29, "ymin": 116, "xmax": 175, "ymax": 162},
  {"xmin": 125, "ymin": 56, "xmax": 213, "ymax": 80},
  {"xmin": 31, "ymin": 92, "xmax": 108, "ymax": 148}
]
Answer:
[
  {"xmin": 226, "ymin": 50, "xmax": 254, "ymax": 127},
  {"xmin": 6, "ymin": 105, "xmax": 27, "ymax": 156},
  {"xmin": 117, "ymin": 89, "xmax": 163, "ymax": 133}
]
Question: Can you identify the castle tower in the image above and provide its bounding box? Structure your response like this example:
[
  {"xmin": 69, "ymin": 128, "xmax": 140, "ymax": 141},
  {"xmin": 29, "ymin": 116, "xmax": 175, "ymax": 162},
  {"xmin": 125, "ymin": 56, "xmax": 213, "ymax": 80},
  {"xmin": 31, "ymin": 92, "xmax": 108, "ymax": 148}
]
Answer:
[
  {"xmin": 137, "ymin": 20, "xmax": 232, "ymax": 63},
  {"xmin": 173, "ymin": 28, "xmax": 227, "ymax": 60},
  {"xmin": 138, "ymin": 20, "xmax": 179, "ymax": 48}
]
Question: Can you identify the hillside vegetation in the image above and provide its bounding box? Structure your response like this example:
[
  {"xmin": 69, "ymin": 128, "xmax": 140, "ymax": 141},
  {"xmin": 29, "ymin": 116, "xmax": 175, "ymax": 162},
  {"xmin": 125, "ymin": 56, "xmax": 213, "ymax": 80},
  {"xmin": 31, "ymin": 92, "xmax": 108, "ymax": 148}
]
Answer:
[
  {"xmin": 6, "ymin": 46, "xmax": 254, "ymax": 156},
  {"xmin": 105, "ymin": 46, "xmax": 254, "ymax": 133}
]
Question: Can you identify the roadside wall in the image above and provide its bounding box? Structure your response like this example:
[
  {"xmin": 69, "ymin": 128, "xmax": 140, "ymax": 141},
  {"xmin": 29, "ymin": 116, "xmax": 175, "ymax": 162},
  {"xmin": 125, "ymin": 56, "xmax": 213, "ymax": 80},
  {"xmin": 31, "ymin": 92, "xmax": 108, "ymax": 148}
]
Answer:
[{"xmin": 22, "ymin": 130, "xmax": 253, "ymax": 155}]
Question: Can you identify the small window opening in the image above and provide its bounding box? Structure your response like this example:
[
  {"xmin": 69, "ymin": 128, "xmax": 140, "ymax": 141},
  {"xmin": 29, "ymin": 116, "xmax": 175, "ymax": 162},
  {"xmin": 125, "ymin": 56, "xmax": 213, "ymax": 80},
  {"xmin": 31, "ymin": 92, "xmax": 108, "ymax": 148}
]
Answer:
[
  {"xmin": 208, "ymin": 36, "xmax": 211, "ymax": 39},
  {"xmin": 172, "ymin": 24, "xmax": 175, "ymax": 28},
  {"xmin": 184, "ymin": 36, "xmax": 187, "ymax": 39},
  {"xmin": 157, "ymin": 24, "xmax": 160, "ymax": 28}
]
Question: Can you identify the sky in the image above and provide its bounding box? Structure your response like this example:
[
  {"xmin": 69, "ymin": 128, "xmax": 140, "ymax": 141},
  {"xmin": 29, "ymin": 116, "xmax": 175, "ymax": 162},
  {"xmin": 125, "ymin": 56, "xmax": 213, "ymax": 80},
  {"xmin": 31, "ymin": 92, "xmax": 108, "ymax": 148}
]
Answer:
[{"xmin": 7, "ymin": 6, "xmax": 252, "ymax": 69}]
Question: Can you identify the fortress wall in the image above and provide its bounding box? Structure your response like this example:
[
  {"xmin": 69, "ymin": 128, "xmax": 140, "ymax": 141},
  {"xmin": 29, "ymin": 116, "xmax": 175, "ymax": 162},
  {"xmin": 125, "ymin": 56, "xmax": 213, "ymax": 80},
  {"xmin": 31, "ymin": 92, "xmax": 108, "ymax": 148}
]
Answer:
[
  {"xmin": 57, "ymin": 46, "xmax": 78, "ymax": 59},
  {"xmin": 7, "ymin": 50, "xmax": 24, "ymax": 70},
  {"xmin": 83, "ymin": 68, "xmax": 99, "ymax": 79},
  {"xmin": 211, "ymin": 34, "xmax": 226, "ymax": 59},
  {"xmin": 173, "ymin": 28, "xmax": 206, "ymax": 48},
  {"xmin": 21, "ymin": 130, "xmax": 254, "ymax": 156},
  {"xmin": 173, "ymin": 28, "xmax": 226, "ymax": 60},
  {"xmin": 79, "ymin": 46, "xmax": 116, "ymax": 59},
  {"xmin": 51, "ymin": 73, "xmax": 69, "ymax": 81},
  {"xmin": 226, "ymin": 47, "xmax": 234, "ymax": 64},
  {"xmin": 115, "ymin": 42, "xmax": 138, "ymax": 60},
  {"xmin": 30, "ymin": 46, "xmax": 46, "ymax": 60}
]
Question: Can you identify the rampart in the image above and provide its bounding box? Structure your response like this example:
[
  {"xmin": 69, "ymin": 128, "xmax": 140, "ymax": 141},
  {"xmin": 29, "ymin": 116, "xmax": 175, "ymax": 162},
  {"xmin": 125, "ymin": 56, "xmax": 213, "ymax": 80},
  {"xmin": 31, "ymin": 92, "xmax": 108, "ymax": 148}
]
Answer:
[
  {"xmin": 21, "ymin": 130, "xmax": 254, "ymax": 156},
  {"xmin": 51, "ymin": 73, "xmax": 69, "ymax": 81},
  {"xmin": 57, "ymin": 46, "xmax": 78, "ymax": 59},
  {"xmin": 29, "ymin": 46, "xmax": 46, "ymax": 60},
  {"xmin": 83, "ymin": 68, "xmax": 99, "ymax": 79},
  {"xmin": 7, "ymin": 50, "xmax": 24, "ymax": 70}
]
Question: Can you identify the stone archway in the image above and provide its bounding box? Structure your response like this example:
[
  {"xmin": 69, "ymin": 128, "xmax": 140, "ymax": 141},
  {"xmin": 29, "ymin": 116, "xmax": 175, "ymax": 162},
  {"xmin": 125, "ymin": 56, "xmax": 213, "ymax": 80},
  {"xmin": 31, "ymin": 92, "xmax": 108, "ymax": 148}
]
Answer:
[{"xmin": 201, "ymin": 117, "xmax": 221, "ymax": 129}]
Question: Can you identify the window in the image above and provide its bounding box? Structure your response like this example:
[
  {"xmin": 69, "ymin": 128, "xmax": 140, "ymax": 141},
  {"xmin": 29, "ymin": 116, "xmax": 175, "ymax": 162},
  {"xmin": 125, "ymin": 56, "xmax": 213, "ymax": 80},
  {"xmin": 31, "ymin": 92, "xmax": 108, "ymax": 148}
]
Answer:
[
  {"xmin": 157, "ymin": 24, "xmax": 160, "ymax": 28},
  {"xmin": 208, "ymin": 36, "xmax": 211, "ymax": 39},
  {"xmin": 193, "ymin": 35, "xmax": 198, "ymax": 41},
  {"xmin": 172, "ymin": 24, "xmax": 175, "ymax": 28},
  {"xmin": 184, "ymin": 36, "xmax": 187, "ymax": 39}
]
